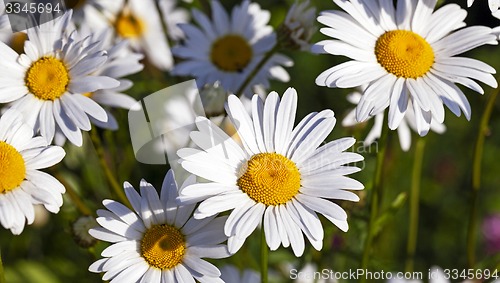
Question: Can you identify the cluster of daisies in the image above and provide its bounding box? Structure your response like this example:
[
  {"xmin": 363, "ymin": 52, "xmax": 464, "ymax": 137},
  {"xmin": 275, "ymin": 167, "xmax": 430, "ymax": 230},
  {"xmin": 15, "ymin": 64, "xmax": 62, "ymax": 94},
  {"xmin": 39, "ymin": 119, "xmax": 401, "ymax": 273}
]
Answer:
[{"xmin": 0, "ymin": 0, "xmax": 498, "ymax": 282}]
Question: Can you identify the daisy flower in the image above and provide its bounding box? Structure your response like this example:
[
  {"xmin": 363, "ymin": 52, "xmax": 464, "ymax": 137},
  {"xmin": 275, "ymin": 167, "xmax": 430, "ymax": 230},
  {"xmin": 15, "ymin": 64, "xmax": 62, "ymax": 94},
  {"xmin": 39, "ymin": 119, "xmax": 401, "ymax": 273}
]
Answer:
[
  {"xmin": 0, "ymin": 109, "xmax": 65, "ymax": 235},
  {"xmin": 89, "ymin": 170, "xmax": 230, "ymax": 283},
  {"xmin": 64, "ymin": 0, "xmax": 123, "ymax": 29},
  {"xmin": 0, "ymin": 2, "xmax": 27, "ymax": 53},
  {"xmin": 172, "ymin": 0, "xmax": 292, "ymax": 96},
  {"xmin": 342, "ymin": 87, "xmax": 446, "ymax": 151},
  {"xmin": 314, "ymin": 0, "xmax": 498, "ymax": 136},
  {"xmin": 177, "ymin": 88, "xmax": 364, "ymax": 256},
  {"xmin": 0, "ymin": 11, "xmax": 120, "ymax": 146},
  {"xmin": 109, "ymin": 0, "xmax": 176, "ymax": 70},
  {"xmin": 77, "ymin": 27, "xmax": 144, "ymax": 130},
  {"xmin": 467, "ymin": 0, "xmax": 500, "ymax": 19},
  {"xmin": 158, "ymin": 0, "xmax": 190, "ymax": 41}
]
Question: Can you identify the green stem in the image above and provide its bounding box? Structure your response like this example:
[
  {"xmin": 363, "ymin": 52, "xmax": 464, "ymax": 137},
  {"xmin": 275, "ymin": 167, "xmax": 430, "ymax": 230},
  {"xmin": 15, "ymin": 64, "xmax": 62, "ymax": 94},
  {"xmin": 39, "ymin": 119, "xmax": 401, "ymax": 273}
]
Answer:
[
  {"xmin": 235, "ymin": 44, "xmax": 280, "ymax": 97},
  {"xmin": 405, "ymin": 138, "xmax": 426, "ymax": 272},
  {"xmin": 261, "ymin": 228, "xmax": 268, "ymax": 283},
  {"xmin": 360, "ymin": 115, "xmax": 390, "ymax": 279},
  {"xmin": 56, "ymin": 174, "xmax": 93, "ymax": 216},
  {"xmin": 90, "ymin": 129, "xmax": 130, "ymax": 208},
  {"xmin": 0, "ymin": 250, "xmax": 5, "ymax": 283},
  {"xmin": 467, "ymin": 89, "xmax": 499, "ymax": 268}
]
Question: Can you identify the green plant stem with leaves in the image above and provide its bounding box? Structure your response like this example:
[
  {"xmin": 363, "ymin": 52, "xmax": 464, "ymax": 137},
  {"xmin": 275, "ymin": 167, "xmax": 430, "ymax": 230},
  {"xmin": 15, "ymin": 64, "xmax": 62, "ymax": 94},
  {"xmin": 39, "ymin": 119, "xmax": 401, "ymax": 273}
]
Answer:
[
  {"xmin": 405, "ymin": 138, "xmax": 426, "ymax": 272},
  {"xmin": 467, "ymin": 87, "xmax": 499, "ymax": 268},
  {"xmin": 261, "ymin": 228, "xmax": 268, "ymax": 283},
  {"xmin": 360, "ymin": 115, "xmax": 390, "ymax": 281}
]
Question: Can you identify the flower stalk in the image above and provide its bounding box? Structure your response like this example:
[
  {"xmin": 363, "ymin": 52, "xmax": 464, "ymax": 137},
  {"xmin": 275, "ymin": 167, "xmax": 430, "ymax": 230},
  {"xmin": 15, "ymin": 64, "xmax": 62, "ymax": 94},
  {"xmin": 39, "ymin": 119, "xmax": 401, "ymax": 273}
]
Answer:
[
  {"xmin": 235, "ymin": 44, "xmax": 280, "ymax": 97},
  {"xmin": 0, "ymin": 250, "xmax": 5, "ymax": 283},
  {"xmin": 405, "ymin": 138, "xmax": 426, "ymax": 272},
  {"xmin": 90, "ymin": 129, "xmax": 130, "ymax": 208},
  {"xmin": 467, "ymin": 88, "xmax": 499, "ymax": 268},
  {"xmin": 261, "ymin": 228, "xmax": 268, "ymax": 283},
  {"xmin": 360, "ymin": 114, "xmax": 390, "ymax": 278}
]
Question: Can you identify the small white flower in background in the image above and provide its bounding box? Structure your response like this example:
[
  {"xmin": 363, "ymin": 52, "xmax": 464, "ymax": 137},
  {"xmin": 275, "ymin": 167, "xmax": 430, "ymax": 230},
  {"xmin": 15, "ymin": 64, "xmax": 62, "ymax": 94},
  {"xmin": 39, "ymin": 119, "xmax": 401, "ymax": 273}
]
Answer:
[
  {"xmin": 0, "ymin": 109, "xmax": 66, "ymax": 235},
  {"xmin": 0, "ymin": 2, "xmax": 27, "ymax": 53},
  {"xmin": 314, "ymin": 0, "xmax": 497, "ymax": 136},
  {"xmin": 467, "ymin": 0, "xmax": 500, "ymax": 19},
  {"xmin": 172, "ymin": 0, "xmax": 293, "ymax": 97},
  {"xmin": 89, "ymin": 170, "xmax": 230, "ymax": 283},
  {"xmin": 158, "ymin": 0, "xmax": 190, "ymax": 41},
  {"xmin": 64, "ymin": 0, "xmax": 124, "ymax": 29},
  {"xmin": 76, "ymin": 27, "xmax": 144, "ymax": 130},
  {"xmin": 177, "ymin": 88, "xmax": 364, "ymax": 256},
  {"xmin": 342, "ymin": 87, "xmax": 446, "ymax": 152},
  {"xmin": 108, "ymin": 0, "xmax": 178, "ymax": 71},
  {"xmin": 278, "ymin": 0, "xmax": 317, "ymax": 51},
  {"xmin": 0, "ymin": 11, "xmax": 120, "ymax": 146},
  {"xmin": 220, "ymin": 265, "xmax": 260, "ymax": 283}
]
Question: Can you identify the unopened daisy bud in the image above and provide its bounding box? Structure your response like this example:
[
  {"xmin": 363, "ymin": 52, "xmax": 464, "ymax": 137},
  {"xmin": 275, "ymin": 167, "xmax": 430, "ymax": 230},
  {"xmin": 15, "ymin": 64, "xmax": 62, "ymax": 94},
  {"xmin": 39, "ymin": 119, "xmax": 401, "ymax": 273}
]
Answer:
[
  {"xmin": 71, "ymin": 216, "xmax": 98, "ymax": 248},
  {"xmin": 200, "ymin": 82, "xmax": 228, "ymax": 117},
  {"xmin": 278, "ymin": 0, "xmax": 316, "ymax": 50}
]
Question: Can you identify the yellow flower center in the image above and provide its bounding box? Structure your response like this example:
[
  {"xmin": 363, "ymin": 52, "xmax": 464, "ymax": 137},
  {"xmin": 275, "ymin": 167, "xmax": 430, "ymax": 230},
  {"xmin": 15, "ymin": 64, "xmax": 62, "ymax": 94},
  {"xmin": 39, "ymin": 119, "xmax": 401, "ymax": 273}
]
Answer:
[
  {"xmin": 375, "ymin": 30, "xmax": 434, "ymax": 79},
  {"xmin": 64, "ymin": 0, "xmax": 86, "ymax": 10},
  {"xmin": 25, "ymin": 56, "xmax": 70, "ymax": 101},
  {"xmin": 114, "ymin": 11, "xmax": 146, "ymax": 38},
  {"xmin": 0, "ymin": 141, "xmax": 26, "ymax": 193},
  {"xmin": 210, "ymin": 35, "xmax": 253, "ymax": 72},
  {"xmin": 141, "ymin": 224, "xmax": 186, "ymax": 270},
  {"xmin": 237, "ymin": 153, "xmax": 301, "ymax": 206},
  {"xmin": 11, "ymin": 32, "xmax": 27, "ymax": 54}
]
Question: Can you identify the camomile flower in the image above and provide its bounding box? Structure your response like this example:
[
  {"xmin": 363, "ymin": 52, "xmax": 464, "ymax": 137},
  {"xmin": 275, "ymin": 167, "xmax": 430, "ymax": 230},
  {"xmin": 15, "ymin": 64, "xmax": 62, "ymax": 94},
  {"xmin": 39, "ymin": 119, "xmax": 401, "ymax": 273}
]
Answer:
[
  {"xmin": 0, "ymin": 110, "xmax": 65, "ymax": 235},
  {"xmin": 177, "ymin": 88, "xmax": 364, "ymax": 256},
  {"xmin": 314, "ymin": 0, "xmax": 498, "ymax": 136},
  {"xmin": 89, "ymin": 170, "xmax": 230, "ymax": 283},
  {"xmin": 467, "ymin": 0, "xmax": 500, "ymax": 19},
  {"xmin": 64, "ymin": 0, "xmax": 123, "ymax": 29},
  {"xmin": 110, "ymin": 0, "xmax": 175, "ymax": 70},
  {"xmin": 0, "ymin": 2, "xmax": 27, "ymax": 53},
  {"xmin": 77, "ymin": 27, "xmax": 143, "ymax": 130},
  {"xmin": 0, "ymin": 11, "xmax": 120, "ymax": 146},
  {"xmin": 342, "ymin": 88, "xmax": 445, "ymax": 151},
  {"xmin": 172, "ymin": 0, "xmax": 292, "ymax": 97},
  {"xmin": 158, "ymin": 0, "xmax": 190, "ymax": 41}
]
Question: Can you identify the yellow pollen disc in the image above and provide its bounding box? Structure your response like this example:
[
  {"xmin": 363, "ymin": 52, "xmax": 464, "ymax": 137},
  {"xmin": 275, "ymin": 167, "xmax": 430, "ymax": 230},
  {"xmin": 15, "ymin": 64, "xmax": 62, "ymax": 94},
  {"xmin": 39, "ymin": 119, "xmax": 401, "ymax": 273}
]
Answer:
[
  {"xmin": 11, "ymin": 32, "xmax": 27, "ymax": 54},
  {"xmin": 375, "ymin": 30, "xmax": 435, "ymax": 79},
  {"xmin": 64, "ymin": 0, "xmax": 86, "ymax": 10},
  {"xmin": 210, "ymin": 35, "xmax": 253, "ymax": 72},
  {"xmin": 25, "ymin": 57, "xmax": 70, "ymax": 101},
  {"xmin": 114, "ymin": 11, "xmax": 146, "ymax": 38},
  {"xmin": 0, "ymin": 141, "xmax": 26, "ymax": 193},
  {"xmin": 141, "ymin": 224, "xmax": 186, "ymax": 270},
  {"xmin": 237, "ymin": 153, "xmax": 301, "ymax": 206}
]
